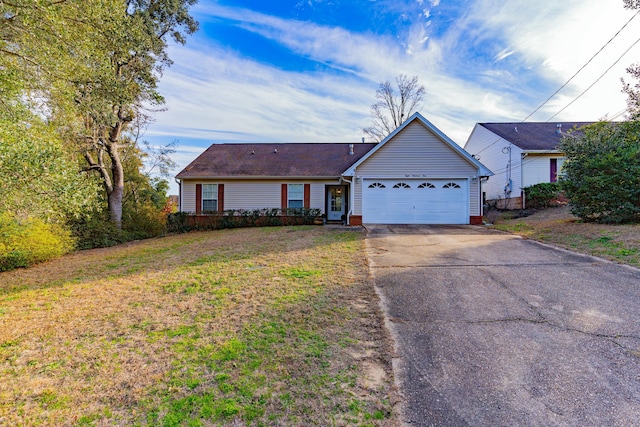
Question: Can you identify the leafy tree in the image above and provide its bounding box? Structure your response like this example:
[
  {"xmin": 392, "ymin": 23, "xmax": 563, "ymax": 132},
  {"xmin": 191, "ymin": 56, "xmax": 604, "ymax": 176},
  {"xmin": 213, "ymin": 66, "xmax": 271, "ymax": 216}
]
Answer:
[
  {"xmin": 559, "ymin": 121, "xmax": 640, "ymax": 223},
  {"xmin": 0, "ymin": 118, "xmax": 101, "ymax": 222},
  {"xmin": 60, "ymin": 0, "xmax": 197, "ymax": 229},
  {"xmin": 1, "ymin": 0, "xmax": 197, "ymax": 230},
  {"xmin": 363, "ymin": 74, "xmax": 425, "ymax": 142}
]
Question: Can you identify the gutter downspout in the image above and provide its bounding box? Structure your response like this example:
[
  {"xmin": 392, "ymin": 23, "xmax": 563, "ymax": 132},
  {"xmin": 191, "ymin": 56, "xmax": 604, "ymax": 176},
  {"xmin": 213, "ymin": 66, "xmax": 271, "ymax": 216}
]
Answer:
[
  {"xmin": 174, "ymin": 178, "xmax": 182, "ymax": 212},
  {"xmin": 339, "ymin": 175, "xmax": 353, "ymax": 225},
  {"xmin": 521, "ymin": 153, "xmax": 527, "ymax": 209}
]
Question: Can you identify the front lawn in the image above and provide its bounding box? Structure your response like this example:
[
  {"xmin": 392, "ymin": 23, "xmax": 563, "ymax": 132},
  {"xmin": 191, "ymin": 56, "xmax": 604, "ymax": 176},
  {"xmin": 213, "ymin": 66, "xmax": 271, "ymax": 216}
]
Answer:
[
  {"xmin": 491, "ymin": 206, "xmax": 640, "ymax": 267},
  {"xmin": 0, "ymin": 226, "xmax": 399, "ymax": 426}
]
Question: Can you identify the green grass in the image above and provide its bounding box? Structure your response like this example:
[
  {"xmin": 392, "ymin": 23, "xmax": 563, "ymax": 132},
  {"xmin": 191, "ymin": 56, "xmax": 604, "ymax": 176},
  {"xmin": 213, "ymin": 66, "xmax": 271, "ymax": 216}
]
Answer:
[
  {"xmin": 0, "ymin": 226, "xmax": 396, "ymax": 426},
  {"xmin": 494, "ymin": 210, "xmax": 640, "ymax": 267}
]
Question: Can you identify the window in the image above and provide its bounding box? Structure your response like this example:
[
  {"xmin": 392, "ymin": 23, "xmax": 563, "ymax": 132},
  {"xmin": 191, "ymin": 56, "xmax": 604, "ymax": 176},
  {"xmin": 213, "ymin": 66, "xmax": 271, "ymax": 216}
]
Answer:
[
  {"xmin": 368, "ymin": 182, "xmax": 386, "ymax": 188},
  {"xmin": 202, "ymin": 183, "xmax": 218, "ymax": 211},
  {"xmin": 288, "ymin": 183, "xmax": 304, "ymax": 208},
  {"xmin": 443, "ymin": 182, "xmax": 461, "ymax": 189},
  {"xmin": 418, "ymin": 182, "xmax": 435, "ymax": 188},
  {"xmin": 393, "ymin": 182, "xmax": 411, "ymax": 188}
]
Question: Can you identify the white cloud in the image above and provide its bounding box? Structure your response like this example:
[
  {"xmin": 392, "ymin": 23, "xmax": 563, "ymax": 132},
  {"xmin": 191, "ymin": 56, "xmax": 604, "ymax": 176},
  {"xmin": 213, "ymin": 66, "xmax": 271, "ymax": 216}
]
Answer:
[
  {"xmin": 147, "ymin": 0, "xmax": 640, "ymax": 195},
  {"xmin": 494, "ymin": 48, "xmax": 515, "ymax": 62}
]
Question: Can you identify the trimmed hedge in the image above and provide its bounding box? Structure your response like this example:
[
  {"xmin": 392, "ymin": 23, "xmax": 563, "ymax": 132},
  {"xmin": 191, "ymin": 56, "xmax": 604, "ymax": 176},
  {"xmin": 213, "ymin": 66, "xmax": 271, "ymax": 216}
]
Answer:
[{"xmin": 167, "ymin": 208, "xmax": 322, "ymax": 233}]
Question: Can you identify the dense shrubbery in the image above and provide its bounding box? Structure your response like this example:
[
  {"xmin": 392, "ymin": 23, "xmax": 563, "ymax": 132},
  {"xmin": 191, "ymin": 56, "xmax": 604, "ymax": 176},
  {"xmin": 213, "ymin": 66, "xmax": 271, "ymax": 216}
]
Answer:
[
  {"xmin": 167, "ymin": 208, "xmax": 322, "ymax": 233},
  {"xmin": 559, "ymin": 121, "xmax": 640, "ymax": 223},
  {"xmin": 0, "ymin": 213, "xmax": 75, "ymax": 271},
  {"xmin": 524, "ymin": 182, "xmax": 562, "ymax": 209}
]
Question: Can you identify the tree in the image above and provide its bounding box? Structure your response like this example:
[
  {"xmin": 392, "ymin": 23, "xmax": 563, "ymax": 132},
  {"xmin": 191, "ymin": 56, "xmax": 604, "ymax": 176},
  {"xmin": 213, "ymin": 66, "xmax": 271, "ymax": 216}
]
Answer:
[
  {"xmin": 0, "ymin": 118, "xmax": 101, "ymax": 223},
  {"xmin": 559, "ymin": 121, "xmax": 640, "ymax": 223},
  {"xmin": 61, "ymin": 0, "xmax": 198, "ymax": 229},
  {"xmin": 1, "ymin": 0, "xmax": 197, "ymax": 230},
  {"xmin": 0, "ymin": 1, "xmax": 102, "ymax": 223},
  {"xmin": 363, "ymin": 74, "xmax": 425, "ymax": 142}
]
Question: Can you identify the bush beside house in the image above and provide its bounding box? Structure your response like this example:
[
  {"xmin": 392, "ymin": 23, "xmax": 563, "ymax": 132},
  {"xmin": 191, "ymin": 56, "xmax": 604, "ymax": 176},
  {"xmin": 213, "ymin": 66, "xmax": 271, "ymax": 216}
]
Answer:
[{"xmin": 559, "ymin": 121, "xmax": 640, "ymax": 223}]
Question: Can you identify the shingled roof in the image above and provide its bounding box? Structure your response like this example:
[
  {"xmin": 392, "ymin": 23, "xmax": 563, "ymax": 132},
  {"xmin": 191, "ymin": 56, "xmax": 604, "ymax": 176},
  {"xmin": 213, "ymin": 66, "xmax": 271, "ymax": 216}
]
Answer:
[
  {"xmin": 479, "ymin": 122, "xmax": 594, "ymax": 151},
  {"xmin": 176, "ymin": 143, "xmax": 378, "ymax": 179}
]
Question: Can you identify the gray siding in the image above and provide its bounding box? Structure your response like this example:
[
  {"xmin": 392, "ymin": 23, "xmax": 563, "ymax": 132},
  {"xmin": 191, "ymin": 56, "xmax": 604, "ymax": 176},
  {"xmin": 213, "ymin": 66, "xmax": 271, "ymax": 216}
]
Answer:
[
  {"xmin": 182, "ymin": 181, "xmax": 197, "ymax": 213},
  {"xmin": 353, "ymin": 121, "xmax": 481, "ymax": 216},
  {"xmin": 357, "ymin": 121, "xmax": 477, "ymax": 177},
  {"xmin": 180, "ymin": 179, "xmax": 338, "ymax": 213}
]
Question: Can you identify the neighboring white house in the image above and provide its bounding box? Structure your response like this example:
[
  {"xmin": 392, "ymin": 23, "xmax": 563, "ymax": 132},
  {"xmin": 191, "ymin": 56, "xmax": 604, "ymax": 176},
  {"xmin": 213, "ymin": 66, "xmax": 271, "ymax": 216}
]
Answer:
[
  {"xmin": 176, "ymin": 113, "xmax": 493, "ymax": 225},
  {"xmin": 464, "ymin": 122, "xmax": 592, "ymax": 209}
]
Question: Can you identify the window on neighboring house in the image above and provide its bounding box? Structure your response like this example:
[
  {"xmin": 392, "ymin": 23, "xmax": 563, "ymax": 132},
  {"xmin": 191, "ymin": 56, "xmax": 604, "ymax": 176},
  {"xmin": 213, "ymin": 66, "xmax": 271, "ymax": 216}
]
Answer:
[
  {"xmin": 288, "ymin": 183, "xmax": 304, "ymax": 208},
  {"xmin": 202, "ymin": 183, "xmax": 218, "ymax": 211}
]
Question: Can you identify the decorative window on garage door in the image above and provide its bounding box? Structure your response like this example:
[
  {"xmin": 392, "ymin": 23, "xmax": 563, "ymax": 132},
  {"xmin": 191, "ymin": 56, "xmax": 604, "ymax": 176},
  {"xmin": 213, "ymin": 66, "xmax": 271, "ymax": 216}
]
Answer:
[
  {"xmin": 393, "ymin": 182, "xmax": 411, "ymax": 188},
  {"xmin": 368, "ymin": 182, "xmax": 386, "ymax": 188},
  {"xmin": 418, "ymin": 182, "xmax": 436, "ymax": 188},
  {"xmin": 443, "ymin": 182, "xmax": 461, "ymax": 188}
]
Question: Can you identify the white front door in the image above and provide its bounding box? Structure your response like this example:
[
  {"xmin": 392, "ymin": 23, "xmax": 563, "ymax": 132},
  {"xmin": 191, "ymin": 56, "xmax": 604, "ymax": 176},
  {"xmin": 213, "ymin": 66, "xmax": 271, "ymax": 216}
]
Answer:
[{"xmin": 327, "ymin": 186, "xmax": 346, "ymax": 221}]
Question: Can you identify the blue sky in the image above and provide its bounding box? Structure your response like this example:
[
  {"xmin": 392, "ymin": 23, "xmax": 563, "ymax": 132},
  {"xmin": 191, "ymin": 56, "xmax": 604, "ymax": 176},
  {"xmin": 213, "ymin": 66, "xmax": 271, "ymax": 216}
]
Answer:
[{"xmin": 145, "ymin": 0, "xmax": 640, "ymax": 194}]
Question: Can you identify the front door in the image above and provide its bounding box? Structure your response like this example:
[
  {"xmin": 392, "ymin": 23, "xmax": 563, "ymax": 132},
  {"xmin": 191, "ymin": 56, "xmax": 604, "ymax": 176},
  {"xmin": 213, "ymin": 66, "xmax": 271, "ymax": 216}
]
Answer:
[{"xmin": 327, "ymin": 186, "xmax": 346, "ymax": 221}]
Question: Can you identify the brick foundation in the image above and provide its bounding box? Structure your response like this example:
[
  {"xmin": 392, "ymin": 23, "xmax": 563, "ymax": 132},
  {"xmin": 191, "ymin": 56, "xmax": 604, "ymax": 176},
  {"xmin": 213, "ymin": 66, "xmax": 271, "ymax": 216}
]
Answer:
[
  {"xmin": 349, "ymin": 215, "xmax": 363, "ymax": 226},
  {"xmin": 469, "ymin": 216, "xmax": 483, "ymax": 225}
]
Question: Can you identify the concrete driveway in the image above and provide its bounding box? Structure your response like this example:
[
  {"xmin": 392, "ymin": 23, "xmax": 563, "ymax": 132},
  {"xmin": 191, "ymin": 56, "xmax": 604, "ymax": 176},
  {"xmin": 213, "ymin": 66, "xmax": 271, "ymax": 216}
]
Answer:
[{"xmin": 365, "ymin": 225, "xmax": 640, "ymax": 427}]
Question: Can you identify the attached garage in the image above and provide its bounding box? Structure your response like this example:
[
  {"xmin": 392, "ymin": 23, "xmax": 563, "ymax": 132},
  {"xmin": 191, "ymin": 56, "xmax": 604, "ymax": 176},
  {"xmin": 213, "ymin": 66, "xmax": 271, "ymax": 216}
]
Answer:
[
  {"xmin": 362, "ymin": 179, "xmax": 468, "ymax": 224},
  {"xmin": 343, "ymin": 113, "xmax": 493, "ymax": 225}
]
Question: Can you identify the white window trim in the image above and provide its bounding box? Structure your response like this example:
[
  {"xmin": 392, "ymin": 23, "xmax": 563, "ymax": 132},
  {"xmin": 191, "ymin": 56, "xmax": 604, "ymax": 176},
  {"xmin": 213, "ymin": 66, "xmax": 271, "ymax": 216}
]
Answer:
[
  {"xmin": 202, "ymin": 183, "xmax": 218, "ymax": 211},
  {"xmin": 288, "ymin": 183, "xmax": 304, "ymax": 208}
]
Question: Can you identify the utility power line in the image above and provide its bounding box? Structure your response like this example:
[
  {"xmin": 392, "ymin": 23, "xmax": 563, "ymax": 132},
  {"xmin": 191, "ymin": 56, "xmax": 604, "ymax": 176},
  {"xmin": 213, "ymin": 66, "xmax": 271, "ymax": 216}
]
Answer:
[
  {"xmin": 524, "ymin": 9, "xmax": 640, "ymax": 122},
  {"xmin": 547, "ymin": 35, "xmax": 640, "ymax": 121},
  {"xmin": 472, "ymin": 10, "xmax": 639, "ymax": 157}
]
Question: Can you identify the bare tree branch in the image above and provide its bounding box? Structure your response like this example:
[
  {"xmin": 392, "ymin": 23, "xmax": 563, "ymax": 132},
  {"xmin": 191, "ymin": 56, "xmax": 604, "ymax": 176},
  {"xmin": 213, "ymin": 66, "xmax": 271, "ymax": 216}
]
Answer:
[{"xmin": 363, "ymin": 74, "xmax": 425, "ymax": 142}]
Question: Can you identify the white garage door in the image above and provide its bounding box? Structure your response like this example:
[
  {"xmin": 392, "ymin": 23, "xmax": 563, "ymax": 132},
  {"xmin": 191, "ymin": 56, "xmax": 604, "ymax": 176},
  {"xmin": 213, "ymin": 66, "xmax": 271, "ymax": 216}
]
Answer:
[{"xmin": 363, "ymin": 179, "xmax": 468, "ymax": 224}]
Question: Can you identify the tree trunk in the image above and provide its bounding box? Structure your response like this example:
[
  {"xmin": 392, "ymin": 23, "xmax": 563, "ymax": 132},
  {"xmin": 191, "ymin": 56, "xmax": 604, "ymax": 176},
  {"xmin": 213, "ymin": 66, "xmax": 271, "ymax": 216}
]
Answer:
[{"xmin": 106, "ymin": 138, "xmax": 125, "ymax": 229}]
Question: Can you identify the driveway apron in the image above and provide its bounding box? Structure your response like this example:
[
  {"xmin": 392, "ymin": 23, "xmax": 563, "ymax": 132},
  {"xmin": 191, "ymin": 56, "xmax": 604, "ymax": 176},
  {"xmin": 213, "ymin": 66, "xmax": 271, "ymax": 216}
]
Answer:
[{"xmin": 365, "ymin": 224, "xmax": 640, "ymax": 427}]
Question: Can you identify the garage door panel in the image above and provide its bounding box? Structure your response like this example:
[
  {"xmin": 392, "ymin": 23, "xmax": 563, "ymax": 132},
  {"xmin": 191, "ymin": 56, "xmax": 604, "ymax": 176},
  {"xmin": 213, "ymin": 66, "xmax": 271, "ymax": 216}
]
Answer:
[{"xmin": 363, "ymin": 179, "xmax": 467, "ymax": 224}]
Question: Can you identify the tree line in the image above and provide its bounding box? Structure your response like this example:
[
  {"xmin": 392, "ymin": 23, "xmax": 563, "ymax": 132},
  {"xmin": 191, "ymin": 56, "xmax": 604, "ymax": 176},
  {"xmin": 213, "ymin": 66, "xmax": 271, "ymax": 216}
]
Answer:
[{"xmin": 0, "ymin": 0, "xmax": 198, "ymax": 270}]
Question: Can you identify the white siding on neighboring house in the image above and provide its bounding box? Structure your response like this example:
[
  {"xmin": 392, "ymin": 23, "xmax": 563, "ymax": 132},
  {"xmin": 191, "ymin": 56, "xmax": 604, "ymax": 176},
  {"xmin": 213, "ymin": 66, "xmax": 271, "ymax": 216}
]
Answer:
[
  {"xmin": 353, "ymin": 121, "xmax": 479, "ymax": 216},
  {"xmin": 522, "ymin": 155, "xmax": 564, "ymax": 188},
  {"xmin": 464, "ymin": 125, "xmax": 523, "ymax": 201}
]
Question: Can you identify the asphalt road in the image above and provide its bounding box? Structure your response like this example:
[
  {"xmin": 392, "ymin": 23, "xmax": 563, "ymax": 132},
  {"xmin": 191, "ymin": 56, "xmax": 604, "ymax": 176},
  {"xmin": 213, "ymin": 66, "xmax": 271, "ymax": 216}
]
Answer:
[{"xmin": 365, "ymin": 225, "xmax": 640, "ymax": 427}]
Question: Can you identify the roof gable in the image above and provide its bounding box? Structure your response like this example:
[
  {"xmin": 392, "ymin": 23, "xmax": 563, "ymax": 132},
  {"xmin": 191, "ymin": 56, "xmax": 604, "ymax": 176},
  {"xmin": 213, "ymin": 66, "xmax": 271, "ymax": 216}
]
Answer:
[
  {"xmin": 176, "ymin": 143, "xmax": 377, "ymax": 179},
  {"xmin": 479, "ymin": 122, "xmax": 594, "ymax": 151},
  {"xmin": 344, "ymin": 112, "xmax": 492, "ymax": 176}
]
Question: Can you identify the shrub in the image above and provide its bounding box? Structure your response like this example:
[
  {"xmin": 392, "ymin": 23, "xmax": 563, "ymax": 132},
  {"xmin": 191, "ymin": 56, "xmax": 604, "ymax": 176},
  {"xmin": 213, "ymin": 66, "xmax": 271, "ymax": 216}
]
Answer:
[
  {"xmin": 167, "ymin": 208, "xmax": 322, "ymax": 233},
  {"xmin": 559, "ymin": 121, "xmax": 640, "ymax": 223},
  {"xmin": 123, "ymin": 203, "xmax": 168, "ymax": 240},
  {"xmin": 524, "ymin": 182, "xmax": 562, "ymax": 209},
  {"xmin": 68, "ymin": 214, "xmax": 130, "ymax": 250},
  {"xmin": 0, "ymin": 213, "xmax": 75, "ymax": 271}
]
